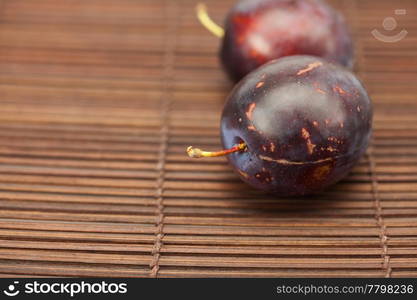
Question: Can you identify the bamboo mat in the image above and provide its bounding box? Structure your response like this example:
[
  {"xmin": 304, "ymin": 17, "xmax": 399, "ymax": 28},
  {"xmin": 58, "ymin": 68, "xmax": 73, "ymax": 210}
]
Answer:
[{"xmin": 0, "ymin": 0, "xmax": 416, "ymax": 278}]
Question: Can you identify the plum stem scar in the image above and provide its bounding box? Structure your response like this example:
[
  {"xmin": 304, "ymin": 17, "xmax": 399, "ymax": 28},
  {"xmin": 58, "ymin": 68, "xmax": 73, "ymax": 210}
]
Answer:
[
  {"xmin": 259, "ymin": 155, "xmax": 335, "ymax": 165},
  {"xmin": 297, "ymin": 62, "xmax": 323, "ymax": 76},
  {"xmin": 196, "ymin": 3, "xmax": 225, "ymax": 38},
  {"xmin": 187, "ymin": 143, "xmax": 246, "ymax": 158}
]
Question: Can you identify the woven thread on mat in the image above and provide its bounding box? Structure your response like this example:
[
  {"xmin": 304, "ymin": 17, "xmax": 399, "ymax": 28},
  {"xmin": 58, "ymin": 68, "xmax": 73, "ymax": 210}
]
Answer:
[
  {"xmin": 368, "ymin": 147, "xmax": 392, "ymax": 278},
  {"xmin": 150, "ymin": 128, "xmax": 168, "ymax": 277},
  {"xmin": 150, "ymin": 0, "xmax": 178, "ymax": 278},
  {"xmin": 348, "ymin": 0, "xmax": 392, "ymax": 278}
]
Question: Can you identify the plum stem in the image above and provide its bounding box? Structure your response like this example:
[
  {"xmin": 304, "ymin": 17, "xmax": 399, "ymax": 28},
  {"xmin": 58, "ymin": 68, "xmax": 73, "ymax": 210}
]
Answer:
[
  {"xmin": 187, "ymin": 142, "xmax": 246, "ymax": 158},
  {"xmin": 196, "ymin": 3, "xmax": 225, "ymax": 38}
]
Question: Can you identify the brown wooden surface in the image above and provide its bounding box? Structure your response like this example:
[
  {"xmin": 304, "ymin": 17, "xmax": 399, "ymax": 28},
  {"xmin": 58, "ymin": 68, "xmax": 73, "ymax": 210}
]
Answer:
[{"xmin": 0, "ymin": 0, "xmax": 416, "ymax": 278}]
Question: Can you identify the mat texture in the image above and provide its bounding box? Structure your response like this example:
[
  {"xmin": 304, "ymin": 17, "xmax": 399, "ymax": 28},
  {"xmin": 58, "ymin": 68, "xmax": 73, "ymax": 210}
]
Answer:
[{"xmin": 0, "ymin": 0, "xmax": 416, "ymax": 278}]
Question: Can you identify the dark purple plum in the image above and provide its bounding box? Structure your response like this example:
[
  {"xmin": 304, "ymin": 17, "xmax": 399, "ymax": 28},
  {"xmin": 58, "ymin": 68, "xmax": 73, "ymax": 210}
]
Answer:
[
  {"xmin": 205, "ymin": 56, "xmax": 371, "ymax": 196},
  {"xmin": 220, "ymin": 0, "xmax": 354, "ymax": 81}
]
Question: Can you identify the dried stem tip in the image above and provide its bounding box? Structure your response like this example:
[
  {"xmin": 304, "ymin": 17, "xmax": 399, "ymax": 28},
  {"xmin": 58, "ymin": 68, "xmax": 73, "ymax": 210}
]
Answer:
[
  {"xmin": 196, "ymin": 3, "xmax": 225, "ymax": 38},
  {"xmin": 187, "ymin": 143, "xmax": 246, "ymax": 158}
]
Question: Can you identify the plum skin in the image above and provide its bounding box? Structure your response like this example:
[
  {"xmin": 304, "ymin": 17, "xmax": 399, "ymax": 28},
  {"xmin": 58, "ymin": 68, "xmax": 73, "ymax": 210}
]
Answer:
[
  {"xmin": 220, "ymin": 0, "xmax": 354, "ymax": 81},
  {"xmin": 220, "ymin": 56, "xmax": 372, "ymax": 196}
]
